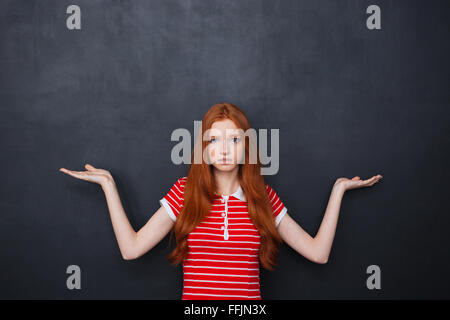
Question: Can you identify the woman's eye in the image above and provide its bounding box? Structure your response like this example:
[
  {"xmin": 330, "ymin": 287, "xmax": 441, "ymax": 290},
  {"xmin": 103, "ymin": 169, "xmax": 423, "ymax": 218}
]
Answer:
[
  {"xmin": 209, "ymin": 138, "xmax": 216, "ymax": 143},
  {"xmin": 232, "ymin": 137, "xmax": 240, "ymax": 143}
]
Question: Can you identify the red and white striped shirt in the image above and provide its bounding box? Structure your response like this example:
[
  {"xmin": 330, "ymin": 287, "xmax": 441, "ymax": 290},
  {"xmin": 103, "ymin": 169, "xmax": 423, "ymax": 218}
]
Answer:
[{"xmin": 159, "ymin": 176, "xmax": 288, "ymax": 300}]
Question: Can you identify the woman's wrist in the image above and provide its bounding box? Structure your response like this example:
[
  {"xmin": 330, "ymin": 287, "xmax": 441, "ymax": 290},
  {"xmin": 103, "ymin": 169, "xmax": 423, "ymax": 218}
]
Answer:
[
  {"xmin": 101, "ymin": 177, "xmax": 116, "ymax": 192},
  {"xmin": 332, "ymin": 181, "xmax": 346, "ymax": 196}
]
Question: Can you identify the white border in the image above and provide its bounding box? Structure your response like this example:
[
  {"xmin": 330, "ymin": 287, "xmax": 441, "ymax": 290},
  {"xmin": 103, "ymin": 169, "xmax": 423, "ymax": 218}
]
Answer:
[
  {"xmin": 275, "ymin": 207, "xmax": 287, "ymax": 227},
  {"xmin": 160, "ymin": 198, "xmax": 177, "ymax": 222}
]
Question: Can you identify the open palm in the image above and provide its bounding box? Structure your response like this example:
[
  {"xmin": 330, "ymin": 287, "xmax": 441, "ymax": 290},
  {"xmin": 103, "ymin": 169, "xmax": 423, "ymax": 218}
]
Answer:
[
  {"xmin": 59, "ymin": 164, "xmax": 113, "ymax": 186},
  {"xmin": 334, "ymin": 174, "xmax": 383, "ymax": 191}
]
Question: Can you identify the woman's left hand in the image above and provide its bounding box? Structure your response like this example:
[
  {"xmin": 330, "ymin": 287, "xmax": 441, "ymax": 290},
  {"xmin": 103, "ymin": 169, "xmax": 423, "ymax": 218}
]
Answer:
[{"xmin": 333, "ymin": 174, "xmax": 383, "ymax": 192}]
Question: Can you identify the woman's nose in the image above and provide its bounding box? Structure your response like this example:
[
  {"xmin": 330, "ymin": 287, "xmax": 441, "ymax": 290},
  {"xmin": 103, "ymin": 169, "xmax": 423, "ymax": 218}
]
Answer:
[{"xmin": 220, "ymin": 140, "xmax": 229, "ymax": 154}]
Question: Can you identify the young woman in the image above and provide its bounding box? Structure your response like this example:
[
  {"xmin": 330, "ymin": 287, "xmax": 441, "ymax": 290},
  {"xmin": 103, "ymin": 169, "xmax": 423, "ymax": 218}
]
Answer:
[{"xmin": 59, "ymin": 102, "xmax": 382, "ymax": 300}]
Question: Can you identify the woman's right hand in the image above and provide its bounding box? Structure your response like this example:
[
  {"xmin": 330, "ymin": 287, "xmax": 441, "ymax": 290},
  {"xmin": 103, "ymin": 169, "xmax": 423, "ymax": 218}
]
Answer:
[{"xmin": 59, "ymin": 164, "xmax": 114, "ymax": 187}]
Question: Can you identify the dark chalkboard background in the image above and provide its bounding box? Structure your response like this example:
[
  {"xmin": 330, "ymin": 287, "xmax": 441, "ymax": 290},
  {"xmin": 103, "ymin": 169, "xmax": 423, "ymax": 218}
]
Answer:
[{"xmin": 0, "ymin": 0, "xmax": 449, "ymax": 299}]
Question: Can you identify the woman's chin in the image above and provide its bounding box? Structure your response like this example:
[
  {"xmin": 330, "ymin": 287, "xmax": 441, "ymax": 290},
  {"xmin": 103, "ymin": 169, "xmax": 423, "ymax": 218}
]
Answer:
[{"xmin": 213, "ymin": 163, "xmax": 238, "ymax": 171}]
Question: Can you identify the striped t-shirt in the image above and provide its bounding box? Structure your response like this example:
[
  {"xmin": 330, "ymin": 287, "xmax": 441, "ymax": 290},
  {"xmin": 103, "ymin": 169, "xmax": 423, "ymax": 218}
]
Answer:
[{"xmin": 159, "ymin": 176, "xmax": 288, "ymax": 300}]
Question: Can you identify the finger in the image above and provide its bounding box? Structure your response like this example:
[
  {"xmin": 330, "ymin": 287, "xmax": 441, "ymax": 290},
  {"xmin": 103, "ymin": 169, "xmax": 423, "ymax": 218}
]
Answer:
[
  {"xmin": 373, "ymin": 175, "xmax": 383, "ymax": 184},
  {"xmin": 60, "ymin": 169, "xmax": 85, "ymax": 179},
  {"xmin": 352, "ymin": 176, "xmax": 360, "ymax": 181},
  {"xmin": 369, "ymin": 175, "xmax": 382, "ymax": 183},
  {"xmin": 61, "ymin": 169, "xmax": 93, "ymax": 180},
  {"xmin": 85, "ymin": 164, "xmax": 96, "ymax": 171},
  {"xmin": 60, "ymin": 168, "xmax": 84, "ymax": 174},
  {"xmin": 60, "ymin": 168, "xmax": 76, "ymax": 175},
  {"xmin": 356, "ymin": 177, "xmax": 376, "ymax": 187},
  {"xmin": 366, "ymin": 176, "xmax": 382, "ymax": 186},
  {"xmin": 86, "ymin": 164, "xmax": 110, "ymax": 175}
]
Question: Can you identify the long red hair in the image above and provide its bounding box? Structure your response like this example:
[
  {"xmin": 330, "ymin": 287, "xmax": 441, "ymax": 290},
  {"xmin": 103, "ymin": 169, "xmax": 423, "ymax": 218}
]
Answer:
[{"xmin": 167, "ymin": 102, "xmax": 283, "ymax": 270}]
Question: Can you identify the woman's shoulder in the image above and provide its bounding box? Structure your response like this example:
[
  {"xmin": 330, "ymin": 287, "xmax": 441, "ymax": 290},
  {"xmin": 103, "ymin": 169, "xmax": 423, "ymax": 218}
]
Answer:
[
  {"xmin": 179, "ymin": 176, "xmax": 187, "ymax": 183},
  {"xmin": 175, "ymin": 176, "xmax": 188, "ymax": 188},
  {"xmin": 264, "ymin": 182, "xmax": 273, "ymax": 192},
  {"xmin": 264, "ymin": 182, "xmax": 283, "ymax": 200}
]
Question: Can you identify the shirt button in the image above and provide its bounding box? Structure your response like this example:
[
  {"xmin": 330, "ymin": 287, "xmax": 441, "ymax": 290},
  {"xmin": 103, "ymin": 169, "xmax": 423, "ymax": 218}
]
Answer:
[
  {"xmin": 221, "ymin": 226, "xmax": 224, "ymax": 230},
  {"xmin": 221, "ymin": 213, "xmax": 225, "ymax": 217}
]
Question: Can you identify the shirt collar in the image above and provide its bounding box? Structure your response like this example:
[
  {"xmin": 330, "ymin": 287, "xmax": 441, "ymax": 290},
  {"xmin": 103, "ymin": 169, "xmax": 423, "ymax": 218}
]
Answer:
[
  {"xmin": 231, "ymin": 185, "xmax": 246, "ymax": 202},
  {"xmin": 215, "ymin": 185, "xmax": 247, "ymax": 202}
]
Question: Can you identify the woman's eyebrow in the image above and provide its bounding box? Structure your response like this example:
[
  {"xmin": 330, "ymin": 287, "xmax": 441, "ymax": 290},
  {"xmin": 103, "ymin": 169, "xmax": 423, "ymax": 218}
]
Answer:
[{"xmin": 207, "ymin": 130, "xmax": 241, "ymax": 138}]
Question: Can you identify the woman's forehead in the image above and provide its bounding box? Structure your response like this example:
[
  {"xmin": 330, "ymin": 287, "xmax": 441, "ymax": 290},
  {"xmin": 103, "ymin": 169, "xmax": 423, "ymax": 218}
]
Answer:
[
  {"xmin": 211, "ymin": 119, "xmax": 238, "ymax": 129},
  {"xmin": 209, "ymin": 119, "xmax": 242, "ymax": 134}
]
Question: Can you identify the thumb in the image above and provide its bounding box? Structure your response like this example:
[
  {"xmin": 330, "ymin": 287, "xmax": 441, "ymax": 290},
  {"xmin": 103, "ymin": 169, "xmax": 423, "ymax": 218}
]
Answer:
[{"xmin": 85, "ymin": 164, "xmax": 95, "ymax": 171}]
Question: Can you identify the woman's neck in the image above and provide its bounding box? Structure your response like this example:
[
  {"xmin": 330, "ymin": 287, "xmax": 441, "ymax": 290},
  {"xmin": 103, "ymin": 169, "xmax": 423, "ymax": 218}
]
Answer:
[{"xmin": 213, "ymin": 167, "xmax": 240, "ymax": 196}]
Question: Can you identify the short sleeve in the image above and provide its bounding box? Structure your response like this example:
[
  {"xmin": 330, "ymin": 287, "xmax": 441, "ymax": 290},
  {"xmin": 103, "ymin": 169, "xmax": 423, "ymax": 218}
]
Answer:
[
  {"xmin": 265, "ymin": 184, "xmax": 288, "ymax": 227},
  {"xmin": 159, "ymin": 177, "xmax": 186, "ymax": 222}
]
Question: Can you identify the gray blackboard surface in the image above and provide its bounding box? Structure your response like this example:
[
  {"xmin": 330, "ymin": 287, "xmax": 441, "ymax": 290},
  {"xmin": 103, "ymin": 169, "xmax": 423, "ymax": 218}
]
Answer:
[{"xmin": 0, "ymin": 0, "xmax": 449, "ymax": 299}]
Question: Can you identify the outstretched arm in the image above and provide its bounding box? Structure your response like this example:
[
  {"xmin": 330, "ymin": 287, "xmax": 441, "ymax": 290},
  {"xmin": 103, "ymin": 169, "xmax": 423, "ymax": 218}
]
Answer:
[
  {"xmin": 277, "ymin": 175, "xmax": 382, "ymax": 264},
  {"xmin": 102, "ymin": 179, "xmax": 175, "ymax": 260},
  {"xmin": 60, "ymin": 164, "xmax": 175, "ymax": 260}
]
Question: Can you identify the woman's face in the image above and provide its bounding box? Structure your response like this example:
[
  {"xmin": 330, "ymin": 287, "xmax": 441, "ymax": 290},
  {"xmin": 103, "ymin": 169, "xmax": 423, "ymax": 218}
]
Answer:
[{"xmin": 205, "ymin": 119, "xmax": 245, "ymax": 172}]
